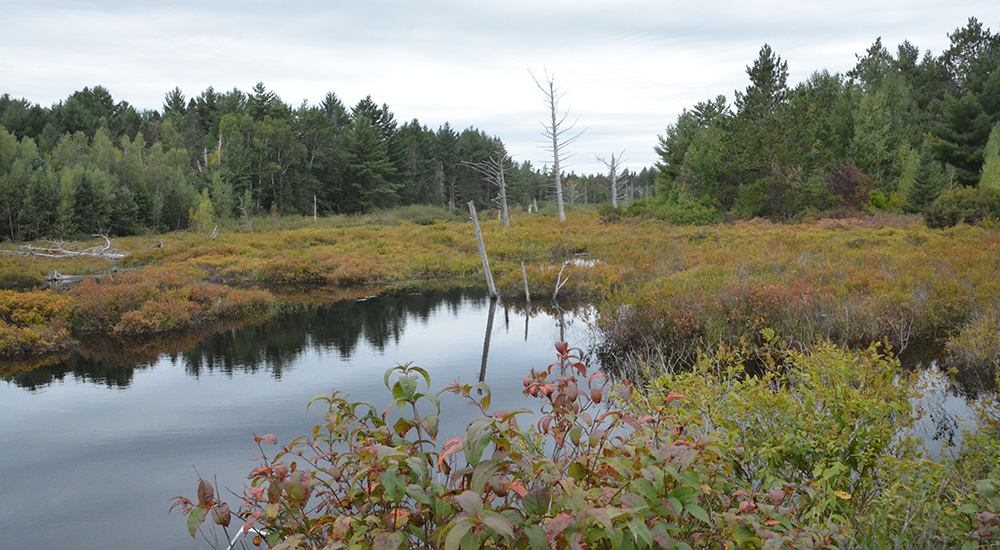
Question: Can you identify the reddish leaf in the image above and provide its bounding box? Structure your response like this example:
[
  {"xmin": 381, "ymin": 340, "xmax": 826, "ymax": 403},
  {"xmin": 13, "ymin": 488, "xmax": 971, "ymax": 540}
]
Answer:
[
  {"xmin": 546, "ymin": 513, "xmax": 574, "ymax": 539},
  {"xmin": 197, "ymin": 479, "xmax": 214, "ymax": 506},
  {"xmin": 373, "ymin": 532, "xmax": 405, "ymax": 550},
  {"xmin": 437, "ymin": 437, "xmax": 464, "ymax": 468},
  {"xmin": 664, "ymin": 393, "xmax": 688, "ymax": 404},
  {"xmin": 590, "ymin": 387, "xmax": 603, "ymax": 403},
  {"xmin": 212, "ymin": 503, "xmax": 231, "ymax": 527},
  {"xmin": 509, "ymin": 481, "xmax": 528, "ymax": 497},
  {"xmin": 588, "ymin": 372, "xmax": 606, "ymax": 386},
  {"xmin": 555, "ymin": 341, "xmax": 569, "ymax": 356},
  {"xmin": 242, "ymin": 514, "xmax": 259, "ymax": 534},
  {"xmin": 564, "ymin": 385, "xmax": 579, "ymax": 401},
  {"xmin": 260, "ymin": 434, "xmax": 277, "ymax": 445}
]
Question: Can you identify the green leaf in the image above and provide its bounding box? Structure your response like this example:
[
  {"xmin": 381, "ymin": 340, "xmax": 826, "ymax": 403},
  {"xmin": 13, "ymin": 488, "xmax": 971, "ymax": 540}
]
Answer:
[
  {"xmin": 626, "ymin": 516, "xmax": 652, "ymax": 546},
  {"xmin": 464, "ymin": 418, "xmax": 493, "ymax": 467},
  {"xmin": 523, "ymin": 487, "xmax": 551, "ymax": 516},
  {"xmin": 686, "ymin": 504, "xmax": 710, "ymax": 523},
  {"xmin": 631, "ymin": 478, "xmax": 657, "ymax": 501},
  {"xmin": 409, "ymin": 365, "xmax": 431, "ymax": 388},
  {"xmin": 381, "ymin": 469, "xmax": 404, "ymax": 501},
  {"xmin": 394, "ymin": 417, "xmax": 412, "ymax": 437},
  {"xmin": 470, "ymin": 460, "xmax": 499, "ymax": 494},
  {"xmin": 421, "ymin": 414, "xmax": 440, "ymax": 438},
  {"xmin": 525, "ymin": 525, "xmax": 547, "ymax": 550},
  {"xmin": 455, "ymin": 490, "xmax": 484, "ymax": 515},
  {"xmin": 444, "ymin": 518, "xmax": 475, "ymax": 550},
  {"xmin": 587, "ymin": 507, "xmax": 614, "ymax": 531},
  {"xmin": 400, "ymin": 375, "xmax": 418, "ymax": 400},
  {"xmin": 187, "ymin": 507, "xmax": 207, "ymax": 538},
  {"xmin": 406, "ymin": 484, "xmax": 432, "ymax": 505},
  {"xmin": 481, "ymin": 510, "xmax": 515, "ymax": 538}
]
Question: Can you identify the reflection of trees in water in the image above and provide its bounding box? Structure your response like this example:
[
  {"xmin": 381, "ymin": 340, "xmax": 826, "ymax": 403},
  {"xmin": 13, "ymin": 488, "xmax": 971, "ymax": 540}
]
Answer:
[
  {"xmin": 180, "ymin": 287, "xmax": 488, "ymax": 378},
  {"xmin": 7, "ymin": 353, "xmax": 153, "ymax": 391},
  {"xmin": 4, "ymin": 288, "xmax": 489, "ymax": 390}
]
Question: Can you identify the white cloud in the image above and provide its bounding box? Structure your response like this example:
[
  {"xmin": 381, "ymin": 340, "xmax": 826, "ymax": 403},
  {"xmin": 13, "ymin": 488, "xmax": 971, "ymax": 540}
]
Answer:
[{"xmin": 1, "ymin": 1, "xmax": 998, "ymax": 173}]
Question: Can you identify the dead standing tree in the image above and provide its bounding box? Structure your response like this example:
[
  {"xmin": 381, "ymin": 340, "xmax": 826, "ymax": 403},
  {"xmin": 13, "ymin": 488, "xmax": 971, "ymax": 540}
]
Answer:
[
  {"xmin": 461, "ymin": 138, "xmax": 512, "ymax": 227},
  {"xmin": 597, "ymin": 150, "xmax": 627, "ymax": 209},
  {"xmin": 530, "ymin": 68, "xmax": 583, "ymax": 223}
]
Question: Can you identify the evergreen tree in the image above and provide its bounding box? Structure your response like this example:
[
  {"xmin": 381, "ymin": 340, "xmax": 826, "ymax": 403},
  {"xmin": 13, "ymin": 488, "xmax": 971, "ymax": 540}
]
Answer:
[{"xmin": 980, "ymin": 120, "xmax": 1000, "ymax": 190}]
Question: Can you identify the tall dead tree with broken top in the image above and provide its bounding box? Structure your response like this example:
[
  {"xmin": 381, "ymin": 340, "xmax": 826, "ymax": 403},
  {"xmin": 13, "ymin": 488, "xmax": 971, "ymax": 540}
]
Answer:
[
  {"xmin": 598, "ymin": 150, "xmax": 627, "ymax": 209},
  {"xmin": 530, "ymin": 68, "xmax": 583, "ymax": 223},
  {"xmin": 461, "ymin": 138, "xmax": 511, "ymax": 227}
]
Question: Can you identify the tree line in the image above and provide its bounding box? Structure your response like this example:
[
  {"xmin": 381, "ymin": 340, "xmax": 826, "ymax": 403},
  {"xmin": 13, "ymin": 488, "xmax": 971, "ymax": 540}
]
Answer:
[
  {"xmin": 4, "ymin": 17, "xmax": 996, "ymax": 240},
  {"xmin": 1, "ymin": 82, "xmax": 640, "ymax": 241},
  {"xmin": 654, "ymin": 17, "xmax": 1000, "ymax": 222}
]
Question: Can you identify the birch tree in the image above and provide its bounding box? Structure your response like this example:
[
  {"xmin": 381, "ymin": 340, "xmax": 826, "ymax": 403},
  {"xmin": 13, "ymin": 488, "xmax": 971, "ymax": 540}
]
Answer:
[{"xmin": 530, "ymin": 69, "xmax": 582, "ymax": 222}]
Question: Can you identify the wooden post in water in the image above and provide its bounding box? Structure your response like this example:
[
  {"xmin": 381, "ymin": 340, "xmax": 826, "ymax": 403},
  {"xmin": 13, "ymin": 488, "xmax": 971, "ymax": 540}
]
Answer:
[
  {"xmin": 521, "ymin": 261, "xmax": 530, "ymax": 302},
  {"xmin": 468, "ymin": 201, "xmax": 498, "ymax": 299}
]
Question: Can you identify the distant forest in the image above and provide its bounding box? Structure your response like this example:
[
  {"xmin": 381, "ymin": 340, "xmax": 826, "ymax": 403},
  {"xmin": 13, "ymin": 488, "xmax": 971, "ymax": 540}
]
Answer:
[
  {"xmin": 653, "ymin": 17, "xmax": 1000, "ymax": 223},
  {"xmin": 0, "ymin": 82, "xmax": 654, "ymax": 242},
  {"xmin": 1, "ymin": 17, "xmax": 998, "ymax": 240}
]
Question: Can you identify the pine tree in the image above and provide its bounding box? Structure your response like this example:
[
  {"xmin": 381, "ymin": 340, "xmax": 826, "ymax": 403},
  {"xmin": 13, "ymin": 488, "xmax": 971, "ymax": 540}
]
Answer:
[{"xmin": 980, "ymin": 121, "xmax": 1000, "ymax": 190}]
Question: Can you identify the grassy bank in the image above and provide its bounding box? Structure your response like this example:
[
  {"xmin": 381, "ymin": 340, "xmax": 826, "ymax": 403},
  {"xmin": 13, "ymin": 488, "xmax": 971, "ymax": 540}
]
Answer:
[{"xmin": 2, "ymin": 207, "xmax": 1000, "ymax": 379}]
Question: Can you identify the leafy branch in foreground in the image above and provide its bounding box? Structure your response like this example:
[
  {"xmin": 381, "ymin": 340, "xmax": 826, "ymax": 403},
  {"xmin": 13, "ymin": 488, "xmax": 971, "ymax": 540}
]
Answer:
[{"xmin": 174, "ymin": 341, "xmax": 869, "ymax": 550}]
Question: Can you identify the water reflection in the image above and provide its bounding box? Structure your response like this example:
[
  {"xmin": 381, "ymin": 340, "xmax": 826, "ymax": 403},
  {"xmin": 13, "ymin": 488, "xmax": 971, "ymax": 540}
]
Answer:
[
  {"xmin": 3, "ymin": 288, "xmax": 492, "ymax": 390},
  {"xmin": 0, "ymin": 288, "xmax": 591, "ymax": 550}
]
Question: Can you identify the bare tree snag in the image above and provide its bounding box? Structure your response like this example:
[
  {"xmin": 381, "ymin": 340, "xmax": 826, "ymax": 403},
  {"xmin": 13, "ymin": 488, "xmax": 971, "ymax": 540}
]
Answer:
[
  {"xmin": 521, "ymin": 261, "xmax": 531, "ymax": 302},
  {"xmin": 461, "ymin": 139, "xmax": 512, "ymax": 227},
  {"xmin": 553, "ymin": 262, "xmax": 569, "ymax": 300},
  {"xmin": 468, "ymin": 201, "xmax": 498, "ymax": 299},
  {"xmin": 598, "ymin": 151, "xmax": 627, "ymax": 209},
  {"xmin": 530, "ymin": 68, "xmax": 583, "ymax": 223}
]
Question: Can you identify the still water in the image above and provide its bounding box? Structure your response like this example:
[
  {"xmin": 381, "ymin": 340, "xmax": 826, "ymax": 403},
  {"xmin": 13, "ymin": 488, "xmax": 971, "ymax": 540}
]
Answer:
[{"xmin": 0, "ymin": 288, "xmax": 592, "ymax": 550}]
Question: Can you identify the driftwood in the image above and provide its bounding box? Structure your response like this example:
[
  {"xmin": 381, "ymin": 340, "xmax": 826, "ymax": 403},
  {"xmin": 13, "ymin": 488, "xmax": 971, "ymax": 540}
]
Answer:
[{"xmin": 1, "ymin": 234, "xmax": 130, "ymax": 260}]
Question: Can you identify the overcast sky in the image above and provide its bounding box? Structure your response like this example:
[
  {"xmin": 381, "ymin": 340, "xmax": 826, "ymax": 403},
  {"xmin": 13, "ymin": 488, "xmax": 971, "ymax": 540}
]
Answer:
[{"xmin": 2, "ymin": 1, "xmax": 998, "ymax": 174}]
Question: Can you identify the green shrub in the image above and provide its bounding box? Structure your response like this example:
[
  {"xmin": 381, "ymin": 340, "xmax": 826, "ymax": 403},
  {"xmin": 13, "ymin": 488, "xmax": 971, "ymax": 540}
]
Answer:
[
  {"xmin": 924, "ymin": 186, "xmax": 1000, "ymax": 228},
  {"xmin": 174, "ymin": 342, "xmax": 845, "ymax": 549}
]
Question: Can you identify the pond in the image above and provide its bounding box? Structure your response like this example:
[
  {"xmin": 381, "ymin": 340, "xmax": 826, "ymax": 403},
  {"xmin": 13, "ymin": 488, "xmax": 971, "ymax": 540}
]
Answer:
[
  {"xmin": 0, "ymin": 288, "xmax": 593, "ymax": 550},
  {"xmin": 0, "ymin": 287, "xmax": 990, "ymax": 550}
]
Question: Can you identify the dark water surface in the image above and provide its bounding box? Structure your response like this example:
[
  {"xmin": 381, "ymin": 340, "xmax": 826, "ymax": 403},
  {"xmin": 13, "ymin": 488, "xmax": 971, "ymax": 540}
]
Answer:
[{"xmin": 0, "ymin": 288, "xmax": 592, "ymax": 550}]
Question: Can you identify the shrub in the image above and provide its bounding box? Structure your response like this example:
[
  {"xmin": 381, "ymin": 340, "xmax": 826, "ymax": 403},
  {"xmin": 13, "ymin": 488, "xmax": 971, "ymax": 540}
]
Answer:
[
  {"xmin": 924, "ymin": 186, "xmax": 1000, "ymax": 229},
  {"xmin": 0, "ymin": 289, "xmax": 74, "ymax": 358},
  {"xmin": 174, "ymin": 342, "xmax": 845, "ymax": 549}
]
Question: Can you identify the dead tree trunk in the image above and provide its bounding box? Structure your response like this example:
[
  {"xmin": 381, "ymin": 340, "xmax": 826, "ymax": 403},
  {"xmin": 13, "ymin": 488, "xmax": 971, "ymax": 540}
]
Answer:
[
  {"xmin": 461, "ymin": 139, "xmax": 511, "ymax": 227},
  {"xmin": 598, "ymin": 151, "xmax": 626, "ymax": 209},
  {"xmin": 468, "ymin": 202, "xmax": 498, "ymax": 299},
  {"xmin": 531, "ymin": 69, "xmax": 583, "ymax": 223}
]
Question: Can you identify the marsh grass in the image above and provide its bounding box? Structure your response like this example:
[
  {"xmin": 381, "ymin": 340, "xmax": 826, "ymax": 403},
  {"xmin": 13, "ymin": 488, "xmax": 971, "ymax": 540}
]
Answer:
[{"xmin": 2, "ymin": 210, "xmax": 1000, "ymax": 380}]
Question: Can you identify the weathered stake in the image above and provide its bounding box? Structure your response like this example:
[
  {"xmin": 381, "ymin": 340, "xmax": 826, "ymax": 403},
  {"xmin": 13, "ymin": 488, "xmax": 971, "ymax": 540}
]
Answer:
[
  {"xmin": 521, "ymin": 261, "xmax": 531, "ymax": 303},
  {"xmin": 469, "ymin": 201, "xmax": 498, "ymax": 299}
]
